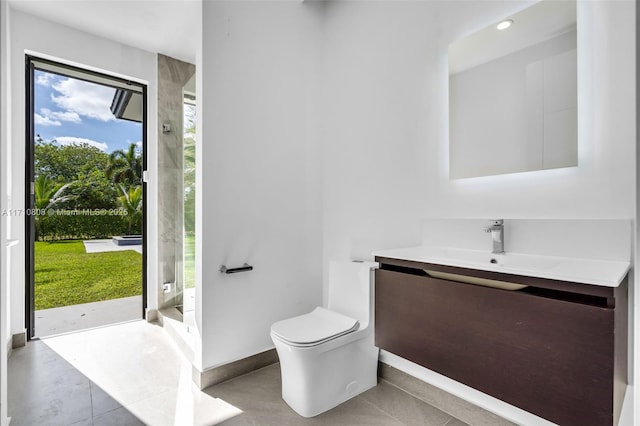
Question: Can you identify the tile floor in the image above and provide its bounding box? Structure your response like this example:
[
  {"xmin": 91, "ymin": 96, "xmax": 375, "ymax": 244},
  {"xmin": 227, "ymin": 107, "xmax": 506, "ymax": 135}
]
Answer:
[
  {"xmin": 207, "ymin": 364, "xmax": 469, "ymax": 426},
  {"xmin": 9, "ymin": 320, "xmax": 470, "ymax": 426}
]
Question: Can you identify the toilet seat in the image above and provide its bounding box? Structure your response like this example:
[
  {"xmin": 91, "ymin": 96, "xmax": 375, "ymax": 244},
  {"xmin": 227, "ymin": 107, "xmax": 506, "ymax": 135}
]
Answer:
[{"xmin": 271, "ymin": 307, "xmax": 360, "ymax": 347}]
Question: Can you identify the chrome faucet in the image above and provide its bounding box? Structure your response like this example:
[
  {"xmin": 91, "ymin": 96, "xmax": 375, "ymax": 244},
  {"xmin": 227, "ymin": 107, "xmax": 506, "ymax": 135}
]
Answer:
[{"xmin": 484, "ymin": 219, "xmax": 504, "ymax": 254}]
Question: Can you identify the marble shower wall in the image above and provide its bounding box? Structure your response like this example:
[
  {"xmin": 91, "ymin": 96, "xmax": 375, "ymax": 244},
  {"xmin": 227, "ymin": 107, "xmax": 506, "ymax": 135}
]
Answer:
[{"xmin": 158, "ymin": 54, "xmax": 195, "ymax": 308}]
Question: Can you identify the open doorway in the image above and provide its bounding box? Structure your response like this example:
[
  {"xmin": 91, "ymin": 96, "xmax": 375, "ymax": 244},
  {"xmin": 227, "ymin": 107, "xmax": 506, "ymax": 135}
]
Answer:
[{"xmin": 25, "ymin": 57, "xmax": 147, "ymax": 339}]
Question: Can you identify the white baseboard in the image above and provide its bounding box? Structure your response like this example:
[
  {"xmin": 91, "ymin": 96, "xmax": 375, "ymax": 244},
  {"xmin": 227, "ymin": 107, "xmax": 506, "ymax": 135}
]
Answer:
[{"xmin": 193, "ymin": 349, "xmax": 278, "ymax": 390}]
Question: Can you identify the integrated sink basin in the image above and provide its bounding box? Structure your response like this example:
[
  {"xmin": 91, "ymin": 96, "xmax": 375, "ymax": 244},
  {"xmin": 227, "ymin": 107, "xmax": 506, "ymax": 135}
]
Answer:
[
  {"xmin": 421, "ymin": 247, "xmax": 562, "ymax": 270},
  {"xmin": 372, "ymin": 246, "xmax": 630, "ymax": 287}
]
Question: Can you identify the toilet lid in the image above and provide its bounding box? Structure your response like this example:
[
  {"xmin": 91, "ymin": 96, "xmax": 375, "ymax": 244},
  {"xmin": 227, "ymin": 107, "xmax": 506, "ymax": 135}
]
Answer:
[{"xmin": 271, "ymin": 307, "xmax": 360, "ymax": 346}]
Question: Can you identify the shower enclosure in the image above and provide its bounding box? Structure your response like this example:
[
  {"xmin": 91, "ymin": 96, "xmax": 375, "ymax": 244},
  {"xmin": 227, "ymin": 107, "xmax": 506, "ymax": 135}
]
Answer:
[{"xmin": 157, "ymin": 54, "xmax": 195, "ymax": 323}]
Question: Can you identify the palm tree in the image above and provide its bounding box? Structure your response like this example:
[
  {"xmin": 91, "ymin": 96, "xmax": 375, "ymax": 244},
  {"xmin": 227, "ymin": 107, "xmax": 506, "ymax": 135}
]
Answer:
[
  {"xmin": 117, "ymin": 184, "xmax": 143, "ymax": 234},
  {"xmin": 34, "ymin": 174, "xmax": 71, "ymax": 240},
  {"xmin": 34, "ymin": 174, "xmax": 71, "ymax": 211},
  {"xmin": 106, "ymin": 143, "xmax": 142, "ymax": 187}
]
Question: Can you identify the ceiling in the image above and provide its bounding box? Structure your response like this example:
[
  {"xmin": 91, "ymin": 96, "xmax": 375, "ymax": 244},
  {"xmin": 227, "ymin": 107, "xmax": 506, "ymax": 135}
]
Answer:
[{"xmin": 9, "ymin": 0, "xmax": 200, "ymax": 64}]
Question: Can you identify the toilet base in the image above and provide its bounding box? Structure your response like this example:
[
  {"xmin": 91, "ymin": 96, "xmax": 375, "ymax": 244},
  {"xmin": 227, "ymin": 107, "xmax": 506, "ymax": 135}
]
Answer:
[{"xmin": 273, "ymin": 333, "xmax": 379, "ymax": 418}]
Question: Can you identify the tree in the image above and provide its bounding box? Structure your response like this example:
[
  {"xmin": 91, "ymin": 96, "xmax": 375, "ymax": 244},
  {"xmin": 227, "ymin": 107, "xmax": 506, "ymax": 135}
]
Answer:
[
  {"xmin": 34, "ymin": 174, "xmax": 71, "ymax": 210},
  {"xmin": 117, "ymin": 185, "xmax": 143, "ymax": 234},
  {"xmin": 106, "ymin": 143, "xmax": 142, "ymax": 188},
  {"xmin": 35, "ymin": 136, "xmax": 110, "ymax": 182},
  {"xmin": 63, "ymin": 169, "xmax": 119, "ymax": 210},
  {"xmin": 34, "ymin": 136, "xmax": 118, "ymax": 210},
  {"xmin": 183, "ymin": 103, "xmax": 196, "ymax": 236},
  {"xmin": 34, "ymin": 174, "xmax": 72, "ymax": 239},
  {"xmin": 183, "ymin": 135, "xmax": 196, "ymax": 236}
]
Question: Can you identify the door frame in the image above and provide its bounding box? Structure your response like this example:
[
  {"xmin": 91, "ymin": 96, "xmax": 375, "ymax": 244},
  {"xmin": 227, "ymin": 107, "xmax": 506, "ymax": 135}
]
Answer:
[{"xmin": 25, "ymin": 55, "xmax": 148, "ymax": 339}]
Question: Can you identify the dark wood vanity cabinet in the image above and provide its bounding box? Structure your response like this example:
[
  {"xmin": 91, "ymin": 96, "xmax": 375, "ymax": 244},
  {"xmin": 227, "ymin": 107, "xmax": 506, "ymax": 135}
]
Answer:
[{"xmin": 374, "ymin": 257, "xmax": 628, "ymax": 426}]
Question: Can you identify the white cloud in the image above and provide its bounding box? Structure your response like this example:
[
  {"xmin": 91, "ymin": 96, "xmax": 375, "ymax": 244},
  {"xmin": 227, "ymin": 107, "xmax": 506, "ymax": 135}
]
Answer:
[
  {"xmin": 36, "ymin": 73, "xmax": 53, "ymax": 87},
  {"xmin": 52, "ymin": 110, "xmax": 82, "ymax": 123},
  {"xmin": 40, "ymin": 108, "xmax": 82, "ymax": 124},
  {"xmin": 34, "ymin": 108, "xmax": 82, "ymax": 127},
  {"xmin": 135, "ymin": 141, "xmax": 143, "ymax": 149},
  {"xmin": 51, "ymin": 78, "xmax": 116, "ymax": 122},
  {"xmin": 34, "ymin": 112, "xmax": 61, "ymax": 126},
  {"xmin": 56, "ymin": 136, "xmax": 109, "ymax": 152}
]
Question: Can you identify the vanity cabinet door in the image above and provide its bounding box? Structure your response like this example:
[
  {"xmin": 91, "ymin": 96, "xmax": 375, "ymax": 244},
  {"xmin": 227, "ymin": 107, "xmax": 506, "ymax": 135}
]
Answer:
[{"xmin": 375, "ymin": 268, "xmax": 616, "ymax": 426}]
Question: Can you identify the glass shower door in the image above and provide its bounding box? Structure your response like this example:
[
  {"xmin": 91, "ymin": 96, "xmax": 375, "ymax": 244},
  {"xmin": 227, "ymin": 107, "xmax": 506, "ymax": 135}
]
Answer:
[{"xmin": 181, "ymin": 90, "xmax": 196, "ymax": 321}]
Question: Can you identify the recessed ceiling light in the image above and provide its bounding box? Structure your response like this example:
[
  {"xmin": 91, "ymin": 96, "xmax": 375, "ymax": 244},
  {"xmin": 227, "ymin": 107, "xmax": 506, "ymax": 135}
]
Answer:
[{"xmin": 496, "ymin": 19, "xmax": 514, "ymax": 30}]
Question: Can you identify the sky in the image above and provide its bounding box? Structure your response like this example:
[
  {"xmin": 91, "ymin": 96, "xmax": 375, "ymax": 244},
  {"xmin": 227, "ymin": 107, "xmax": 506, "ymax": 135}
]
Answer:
[{"xmin": 34, "ymin": 69, "xmax": 142, "ymax": 154}]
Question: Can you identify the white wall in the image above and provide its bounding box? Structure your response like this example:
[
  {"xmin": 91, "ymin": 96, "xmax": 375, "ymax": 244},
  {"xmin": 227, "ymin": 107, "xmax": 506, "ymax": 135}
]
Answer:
[
  {"xmin": 7, "ymin": 9, "xmax": 159, "ymax": 338},
  {"xmin": 1, "ymin": 1, "xmax": 10, "ymax": 423},
  {"xmin": 320, "ymin": 1, "xmax": 436, "ymax": 301},
  {"xmin": 636, "ymin": 0, "xmax": 640, "ymax": 420},
  {"xmin": 198, "ymin": 1, "xmax": 324, "ymax": 370},
  {"xmin": 319, "ymin": 1, "xmax": 537, "ymax": 275}
]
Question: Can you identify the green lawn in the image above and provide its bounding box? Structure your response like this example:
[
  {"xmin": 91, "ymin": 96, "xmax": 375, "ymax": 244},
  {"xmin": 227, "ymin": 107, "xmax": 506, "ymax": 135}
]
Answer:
[
  {"xmin": 35, "ymin": 240, "xmax": 142, "ymax": 310},
  {"xmin": 184, "ymin": 234, "xmax": 195, "ymax": 289}
]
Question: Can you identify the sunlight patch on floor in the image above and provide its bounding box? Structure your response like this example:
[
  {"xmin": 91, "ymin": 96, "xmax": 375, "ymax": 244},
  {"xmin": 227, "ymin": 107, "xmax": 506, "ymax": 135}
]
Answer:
[{"xmin": 42, "ymin": 320, "xmax": 242, "ymax": 425}]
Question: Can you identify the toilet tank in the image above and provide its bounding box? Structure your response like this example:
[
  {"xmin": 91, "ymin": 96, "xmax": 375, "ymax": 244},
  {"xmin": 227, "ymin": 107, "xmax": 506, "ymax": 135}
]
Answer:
[{"xmin": 327, "ymin": 261, "xmax": 378, "ymax": 324}]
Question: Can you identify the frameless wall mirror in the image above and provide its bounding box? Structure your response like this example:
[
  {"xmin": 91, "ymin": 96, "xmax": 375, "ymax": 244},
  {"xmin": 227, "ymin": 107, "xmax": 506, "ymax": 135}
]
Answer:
[{"xmin": 449, "ymin": 0, "xmax": 577, "ymax": 179}]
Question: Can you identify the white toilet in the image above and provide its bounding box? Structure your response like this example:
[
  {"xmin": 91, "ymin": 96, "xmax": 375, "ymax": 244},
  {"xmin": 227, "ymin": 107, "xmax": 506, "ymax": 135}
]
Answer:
[{"xmin": 270, "ymin": 261, "xmax": 379, "ymax": 417}]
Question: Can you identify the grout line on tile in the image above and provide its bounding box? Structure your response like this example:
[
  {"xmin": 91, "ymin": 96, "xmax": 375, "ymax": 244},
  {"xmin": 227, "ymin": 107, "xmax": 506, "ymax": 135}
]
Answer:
[
  {"xmin": 443, "ymin": 417, "xmax": 462, "ymax": 426},
  {"xmin": 89, "ymin": 381, "xmax": 96, "ymax": 421},
  {"xmin": 91, "ymin": 399, "xmax": 127, "ymax": 423},
  {"xmin": 119, "ymin": 388, "xmax": 175, "ymax": 412},
  {"xmin": 357, "ymin": 389, "xmax": 436, "ymax": 426},
  {"xmin": 377, "ymin": 378, "xmax": 461, "ymax": 426}
]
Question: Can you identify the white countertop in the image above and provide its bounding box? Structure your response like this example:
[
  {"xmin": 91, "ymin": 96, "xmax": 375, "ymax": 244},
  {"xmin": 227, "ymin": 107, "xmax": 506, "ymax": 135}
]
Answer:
[{"xmin": 373, "ymin": 246, "xmax": 630, "ymax": 287}]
